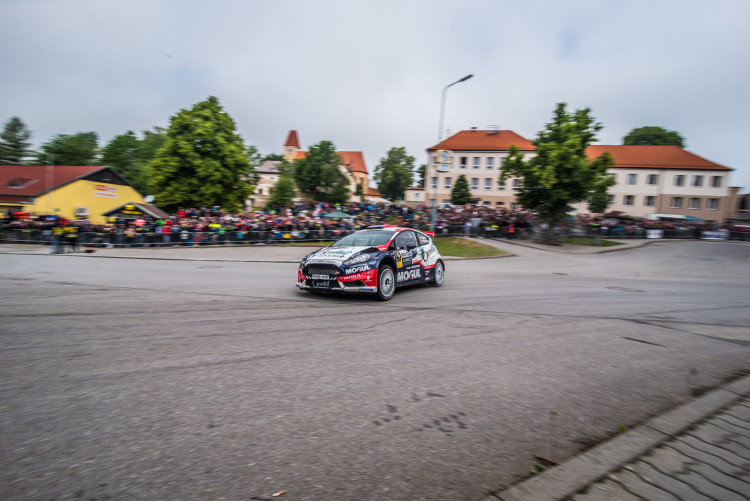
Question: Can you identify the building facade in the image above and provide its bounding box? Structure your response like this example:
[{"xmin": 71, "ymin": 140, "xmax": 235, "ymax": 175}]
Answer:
[
  {"xmin": 0, "ymin": 165, "xmax": 146, "ymax": 224},
  {"xmin": 426, "ymin": 130, "xmax": 737, "ymax": 222},
  {"xmin": 578, "ymin": 145, "xmax": 735, "ymax": 222},
  {"xmin": 425, "ymin": 129, "xmax": 535, "ymax": 208}
]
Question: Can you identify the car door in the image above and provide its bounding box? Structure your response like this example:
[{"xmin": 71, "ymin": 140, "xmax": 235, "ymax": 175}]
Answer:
[{"xmin": 393, "ymin": 231, "xmax": 422, "ymax": 283}]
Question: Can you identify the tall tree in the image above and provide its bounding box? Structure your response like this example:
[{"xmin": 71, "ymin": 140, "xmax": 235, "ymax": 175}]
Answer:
[
  {"xmin": 451, "ymin": 174, "xmax": 472, "ymax": 205},
  {"xmin": 374, "ymin": 146, "xmax": 415, "ymax": 201},
  {"xmin": 266, "ymin": 160, "xmax": 296, "ymax": 208},
  {"xmin": 416, "ymin": 163, "xmax": 426, "ymax": 188},
  {"xmin": 0, "ymin": 116, "xmax": 34, "ymax": 164},
  {"xmin": 150, "ymin": 96, "xmax": 253, "ymax": 212},
  {"xmin": 101, "ymin": 128, "xmax": 166, "ymax": 195},
  {"xmin": 36, "ymin": 132, "xmax": 99, "ymax": 165},
  {"xmin": 623, "ymin": 126, "xmax": 685, "ymax": 147},
  {"xmin": 293, "ymin": 140, "xmax": 349, "ymax": 203},
  {"xmin": 502, "ymin": 102, "xmax": 615, "ymax": 243}
]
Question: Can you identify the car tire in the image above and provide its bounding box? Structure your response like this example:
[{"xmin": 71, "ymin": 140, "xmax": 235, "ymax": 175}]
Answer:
[
  {"xmin": 431, "ymin": 261, "xmax": 444, "ymax": 287},
  {"xmin": 376, "ymin": 265, "xmax": 396, "ymax": 301}
]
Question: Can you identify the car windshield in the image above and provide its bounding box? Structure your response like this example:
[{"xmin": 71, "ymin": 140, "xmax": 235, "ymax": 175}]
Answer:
[{"xmin": 331, "ymin": 230, "xmax": 394, "ymax": 248}]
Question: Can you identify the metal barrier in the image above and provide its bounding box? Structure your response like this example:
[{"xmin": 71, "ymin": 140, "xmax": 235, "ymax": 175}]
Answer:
[{"xmin": 1, "ymin": 227, "xmax": 748, "ymax": 246}]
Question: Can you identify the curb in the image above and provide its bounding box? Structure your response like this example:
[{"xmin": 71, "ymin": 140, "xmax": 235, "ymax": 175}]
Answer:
[{"xmin": 486, "ymin": 374, "xmax": 750, "ymax": 501}]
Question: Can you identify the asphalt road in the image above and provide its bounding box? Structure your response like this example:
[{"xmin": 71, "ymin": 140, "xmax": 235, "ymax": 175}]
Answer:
[{"xmin": 1, "ymin": 240, "xmax": 749, "ymax": 500}]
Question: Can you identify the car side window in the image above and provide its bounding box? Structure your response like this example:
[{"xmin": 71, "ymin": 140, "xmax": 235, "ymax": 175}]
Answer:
[
  {"xmin": 396, "ymin": 231, "xmax": 418, "ymax": 250},
  {"xmin": 417, "ymin": 232, "xmax": 430, "ymax": 246}
]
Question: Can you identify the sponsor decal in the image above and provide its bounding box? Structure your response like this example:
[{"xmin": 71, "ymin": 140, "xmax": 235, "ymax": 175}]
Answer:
[
  {"xmin": 395, "ymin": 251, "xmax": 403, "ymax": 268},
  {"xmin": 396, "ymin": 267, "xmax": 422, "ymax": 282},
  {"xmin": 314, "ymin": 249, "xmax": 353, "ymax": 259},
  {"xmin": 341, "ymin": 270, "xmax": 373, "ymax": 281},
  {"xmin": 347, "ymin": 264, "xmax": 370, "ymax": 274},
  {"xmin": 311, "ymin": 274, "xmax": 330, "ymax": 279},
  {"xmin": 94, "ymin": 184, "xmax": 118, "ymax": 198}
]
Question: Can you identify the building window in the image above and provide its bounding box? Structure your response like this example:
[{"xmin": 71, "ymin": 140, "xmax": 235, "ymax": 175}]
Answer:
[
  {"xmin": 510, "ymin": 202, "xmax": 519, "ymax": 209},
  {"xmin": 607, "ymin": 194, "xmax": 614, "ymax": 203},
  {"xmin": 671, "ymin": 197, "xmax": 683, "ymax": 209},
  {"xmin": 644, "ymin": 196, "xmax": 655, "ymax": 207},
  {"xmin": 689, "ymin": 198, "xmax": 701, "ymax": 209},
  {"xmin": 512, "ymin": 178, "xmax": 521, "ymax": 190},
  {"xmin": 627, "ymin": 174, "xmax": 637, "ymax": 185},
  {"xmin": 647, "ymin": 174, "xmax": 659, "ymax": 185},
  {"xmin": 414, "ymin": 192, "xmax": 420, "ymax": 199},
  {"xmin": 460, "ymin": 157, "xmax": 467, "ymax": 169},
  {"xmin": 692, "ymin": 175, "xmax": 703, "ymax": 187},
  {"xmin": 674, "ymin": 175, "xmax": 685, "ymax": 186},
  {"xmin": 444, "ymin": 177, "xmax": 452, "ymax": 189},
  {"xmin": 711, "ymin": 176, "xmax": 722, "ymax": 188},
  {"xmin": 501, "ymin": 157, "xmax": 508, "ymax": 167},
  {"xmin": 473, "ymin": 157, "xmax": 480, "ymax": 169},
  {"xmin": 484, "ymin": 178, "xmax": 492, "ymax": 190},
  {"xmin": 498, "ymin": 180, "xmax": 506, "ymax": 190},
  {"xmin": 624, "ymin": 195, "xmax": 634, "ymax": 206},
  {"xmin": 609, "ymin": 173, "xmax": 616, "ymax": 182},
  {"xmin": 471, "ymin": 178, "xmax": 479, "ymax": 190},
  {"xmin": 495, "ymin": 201, "xmax": 505, "ymax": 206},
  {"xmin": 707, "ymin": 198, "xmax": 719, "ymax": 210},
  {"xmin": 430, "ymin": 177, "xmax": 437, "ymax": 189},
  {"xmin": 432, "ymin": 155, "xmax": 437, "ymax": 165},
  {"xmin": 486, "ymin": 157, "xmax": 494, "ymax": 169}
]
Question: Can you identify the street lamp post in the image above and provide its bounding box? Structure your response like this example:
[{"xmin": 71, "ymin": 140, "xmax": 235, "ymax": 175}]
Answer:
[
  {"xmin": 437, "ymin": 74, "xmax": 473, "ymax": 143},
  {"xmin": 430, "ymin": 74, "xmax": 473, "ymax": 231}
]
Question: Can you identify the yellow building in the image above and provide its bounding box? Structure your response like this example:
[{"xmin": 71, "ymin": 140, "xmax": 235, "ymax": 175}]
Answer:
[{"xmin": 0, "ymin": 165, "xmax": 146, "ymax": 224}]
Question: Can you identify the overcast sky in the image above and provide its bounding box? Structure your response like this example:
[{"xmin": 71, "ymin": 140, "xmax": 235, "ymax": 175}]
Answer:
[{"xmin": 2, "ymin": 0, "xmax": 749, "ymax": 193}]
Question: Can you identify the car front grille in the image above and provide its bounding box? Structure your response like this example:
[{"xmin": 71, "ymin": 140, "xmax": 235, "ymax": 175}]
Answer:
[{"xmin": 304, "ymin": 264, "xmax": 340, "ymax": 276}]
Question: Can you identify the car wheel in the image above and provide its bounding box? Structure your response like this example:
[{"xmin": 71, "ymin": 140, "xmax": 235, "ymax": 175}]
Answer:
[
  {"xmin": 432, "ymin": 261, "xmax": 444, "ymax": 287},
  {"xmin": 376, "ymin": 265, "xmax": 395, "ymax": 301}
]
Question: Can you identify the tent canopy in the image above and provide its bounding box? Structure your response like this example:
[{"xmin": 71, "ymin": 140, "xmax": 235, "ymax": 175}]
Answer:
[{"xmin": 323, "ymin": 210, "xmax": 352, "ymax": 219}]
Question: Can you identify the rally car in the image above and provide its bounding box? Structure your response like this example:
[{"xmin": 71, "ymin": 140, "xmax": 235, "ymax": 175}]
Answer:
[{"xmin": 296, "ymin": 225, "xmax": 445, "ymax": 300}]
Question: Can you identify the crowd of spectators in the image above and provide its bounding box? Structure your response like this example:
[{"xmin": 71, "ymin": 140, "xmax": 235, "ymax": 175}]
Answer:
[{"xmin": 2, "ymin": 201, "xmax": 748, "ymax": 248}]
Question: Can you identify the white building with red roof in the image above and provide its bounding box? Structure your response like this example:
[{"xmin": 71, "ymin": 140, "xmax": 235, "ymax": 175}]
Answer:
[
  {"xmin": 281, "ymin": 130, "xmax": 380, "ymax": 203},
  {"xmin": 426, "ymin": 129, "xmax": 739, "ymax": 222}
]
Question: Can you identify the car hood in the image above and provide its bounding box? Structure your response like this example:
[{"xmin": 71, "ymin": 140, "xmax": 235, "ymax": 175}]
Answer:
[{"xmin": 305, "ymin": 246, "xmax": 373, "ymax": 265}]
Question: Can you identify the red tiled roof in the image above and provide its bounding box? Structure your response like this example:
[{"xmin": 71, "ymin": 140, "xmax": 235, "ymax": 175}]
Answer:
[
  {"xmin": 587, "ymin": 145, "xmax": 731, "ymax": 171},
  {"xmin": 0, "ymin": 165, "xmax": 109, "ymax": 201},
  {"xmin": 284, "ymin": 130, "xmax": 300, "ymax": 148},
  {"xmin": 339, "ymin": 151, "xmax": 368, "ymax": 174},
  {"xmin": 366, "ymin": 187, "xmax": 381, "ymax": 196},
  {"xmin": 429, "ymin": 130, "xmax": 534, "ymax": 151},
  {"xmin": 291, "ymin": 150, "xmax": 368, "ymax": 174}
]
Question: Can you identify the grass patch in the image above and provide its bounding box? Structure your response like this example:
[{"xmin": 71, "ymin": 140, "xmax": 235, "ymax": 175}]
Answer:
[
  {"xmin": 561, "ymin": 236, "xmax": 623, "ymax": 247},
  {"xmin": 434, "ymin": 237, "xmax": 509, "ymax": 257}
]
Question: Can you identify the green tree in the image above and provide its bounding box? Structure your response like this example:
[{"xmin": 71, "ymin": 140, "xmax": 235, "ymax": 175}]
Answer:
[
  {"xmin": 451, "ymin": 174, "xmax": 472, "ymax": 205},
  {"xmin": 101, "ymin": 128, "xmax": 166, "ymax": 195},
  {"xmin": 0, "ymin": 116, "xmax": 34, "ymax": 164},
  {"xmin": 416, "ymin": 163, "xmax": 426, "ymax": 188},
  {"xmin": 266, "ymin": 161, "xmax": 296, "ymax": 208},
  {"xmin": 36, "ymin": 131, "xmax": 99, "ymax": 165},
  {"xmin": 293, "ymin": 140, "xmax": 349, "ymax": 203},
  {"xmin": 150, "ymin": 96, "xmax": 253, "ymax": 212},
  {"xmin": 623, "ymin": 126, "xmax": 685, "ymax": 147},
  {"xmin": 502, "ymin": 102, "xmax": 615, "ymax": 243},
  {"xmin": 374, "ymin": 147, "xmax": 415, "ymax": 201}
]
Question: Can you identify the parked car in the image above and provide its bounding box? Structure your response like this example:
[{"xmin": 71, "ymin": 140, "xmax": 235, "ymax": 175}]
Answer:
[{"xmin": 296, "ymin": 225, "xmax": 445, "ymax": 300}]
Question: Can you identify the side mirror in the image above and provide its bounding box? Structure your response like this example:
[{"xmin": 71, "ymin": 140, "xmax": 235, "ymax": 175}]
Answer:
[{"xmin": 406, "ymin": 243, "xmax": 417, "ymax": 250}]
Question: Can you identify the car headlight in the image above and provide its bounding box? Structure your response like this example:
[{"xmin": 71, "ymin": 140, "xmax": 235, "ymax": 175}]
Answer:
[{"xmin": 343, "ymin": 253, "xmax": 373, "ymax": 266}]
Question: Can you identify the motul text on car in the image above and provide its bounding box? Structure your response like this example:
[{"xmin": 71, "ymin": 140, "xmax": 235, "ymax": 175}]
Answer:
[{"xmin": 296, "ymin": 225, "xmax": 445, "ymax": 300}]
